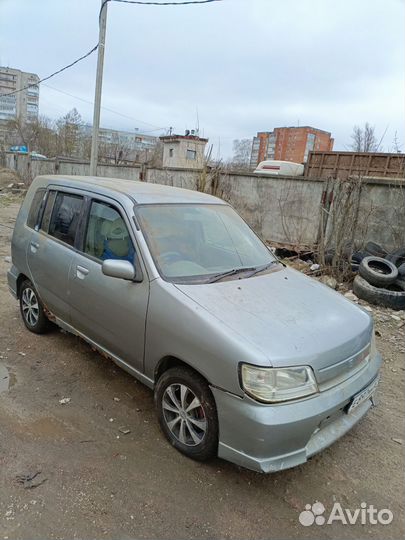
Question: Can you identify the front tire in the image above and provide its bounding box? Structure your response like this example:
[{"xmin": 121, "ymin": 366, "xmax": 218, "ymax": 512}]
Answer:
[
  {"xmin": 155, "ymin": 366, "xmax": 218, "ymax": 462},
  {"xmin": 19, "ymin": 280, "xmax": 52, "ymax": 334}
]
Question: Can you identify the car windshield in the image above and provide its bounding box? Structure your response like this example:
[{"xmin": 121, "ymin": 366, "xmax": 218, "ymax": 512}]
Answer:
[{"xmin": 136, "ymin": 204, "xmax": 277, "ymax": 283}]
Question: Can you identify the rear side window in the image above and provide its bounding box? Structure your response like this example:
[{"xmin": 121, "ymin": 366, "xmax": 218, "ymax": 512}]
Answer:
[
  {"xmin": 26, "ymin": 188, "xmax": 46, "ymax": 229},
  {"xmin": 48, "ymin": 192, "xmax": 84, "ymax": 247},
  {"xmin": 41, "ymin": 191, "xmax": 57, "ymax": 232}
]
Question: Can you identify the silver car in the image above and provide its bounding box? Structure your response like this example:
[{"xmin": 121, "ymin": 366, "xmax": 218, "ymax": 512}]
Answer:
[{"xmin": 8, "ymin": 175, "xmax": 382, "ymax": 472}]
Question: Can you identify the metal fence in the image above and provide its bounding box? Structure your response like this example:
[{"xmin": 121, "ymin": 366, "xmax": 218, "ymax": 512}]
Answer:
[{"xmin": 305, "ymin": 151, "xmax": 405, "ymax": 179}]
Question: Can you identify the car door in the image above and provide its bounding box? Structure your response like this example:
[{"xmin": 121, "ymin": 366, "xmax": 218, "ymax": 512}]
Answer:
[
  {"xmin": 27, "ymin": 188, "xmax": 85, "ymax": 323},
  {"xmin": 68, "ymin": 196, "xmax": 149, "ymax": 374}
]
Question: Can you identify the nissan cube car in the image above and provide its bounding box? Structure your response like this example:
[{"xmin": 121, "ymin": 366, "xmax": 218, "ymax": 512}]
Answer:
[{"xmin": 7, "ymin": 175, "xmax": 382, "ymax": 472}]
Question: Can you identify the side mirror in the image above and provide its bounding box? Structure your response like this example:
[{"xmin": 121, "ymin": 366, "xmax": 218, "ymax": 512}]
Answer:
[{"xmin": 102, "ymin": 259, "xmax": 136, "ymax": 281}]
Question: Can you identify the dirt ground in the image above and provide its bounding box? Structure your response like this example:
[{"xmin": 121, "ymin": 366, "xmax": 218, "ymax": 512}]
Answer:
[{"xmin": 0, "ymin": 195, "xmax": 404, "ymax": 540}]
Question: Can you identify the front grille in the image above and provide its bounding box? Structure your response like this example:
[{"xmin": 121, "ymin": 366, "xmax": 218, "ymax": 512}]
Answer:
[{"xmin": 318, "ymin": 343, "xmax": 371, "ymax": 392}]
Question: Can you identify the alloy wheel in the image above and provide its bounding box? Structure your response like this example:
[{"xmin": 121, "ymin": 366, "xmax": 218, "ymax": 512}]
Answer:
[
  {"xmin": 21, "ymin": 287, "xmax": 40, "ymax": 327},
  {"xmin": 162, "ymin": 383, "xmax": 207, "ymax": 446}
]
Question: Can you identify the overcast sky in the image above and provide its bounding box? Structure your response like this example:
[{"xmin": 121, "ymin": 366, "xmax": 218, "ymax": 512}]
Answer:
[{"xmin": 1, "ymin": 0, "xmax": 404, "ymax": 158}]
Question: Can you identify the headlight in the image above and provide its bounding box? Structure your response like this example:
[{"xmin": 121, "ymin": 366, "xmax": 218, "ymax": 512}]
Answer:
[{"xmin": 241, "ymin": 364, "xmax": 318, "ymax": 403}]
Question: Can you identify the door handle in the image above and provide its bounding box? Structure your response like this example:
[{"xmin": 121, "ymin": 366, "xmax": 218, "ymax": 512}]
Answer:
[
  {"xmin": 76, "ymin": 265, "xmax": 89, "ymax": 279},
  {"xmin": 30, "ymin": 241, "xmax": 39, "ymax": 249}
]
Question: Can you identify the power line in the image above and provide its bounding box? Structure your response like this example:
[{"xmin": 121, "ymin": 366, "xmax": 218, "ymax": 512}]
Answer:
[
  {"xmin": 99, "ymin": 0, "xmax": 223, "ymax": 26},
  {"xmin": 42, "ymin": 83, "xmax": 167, "ymax": 131},
  {"xmin": 1, "ymin": 0, "xmax": 222, "ymax": 116},
  {"xmin": 104, "ymin": 0, "xmax": 221, "ymax": 9},
  {"xmin": 2, "ymin": 45, "xmax": 99, "ymax": 97}
]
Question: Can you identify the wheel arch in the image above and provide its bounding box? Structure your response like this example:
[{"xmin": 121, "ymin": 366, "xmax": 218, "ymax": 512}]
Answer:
[
  {"xmin": 16, "ymin": 273, "xmax": 30, "ymax": 299},
  {"xmin": 154, "ymin": 355, "xmax": 211, "ymax": 386}
]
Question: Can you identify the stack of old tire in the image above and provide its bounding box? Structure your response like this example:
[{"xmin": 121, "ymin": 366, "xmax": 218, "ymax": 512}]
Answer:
[{"xmin": 353, "ymin": 244, "xmax": 405, "ymax": 310}]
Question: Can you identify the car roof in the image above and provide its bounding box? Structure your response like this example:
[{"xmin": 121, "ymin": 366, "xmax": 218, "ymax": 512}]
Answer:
[{"xmin": 36, "ymin": 175, "xmax": 225, "ymax": 205}]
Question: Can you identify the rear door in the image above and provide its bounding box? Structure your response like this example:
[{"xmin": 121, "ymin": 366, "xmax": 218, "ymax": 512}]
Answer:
[
  {"xmin": 27, "ymin": 188, "xmax": 85, "ymax": 323},
  {"xmin": 68, "ymin": 196, "xmax": 149, "ymax": 373}
]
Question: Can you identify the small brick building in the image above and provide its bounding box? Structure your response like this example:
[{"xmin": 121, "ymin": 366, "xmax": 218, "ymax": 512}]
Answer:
[{"xmin": 160, "ymin": 133, "xmax": 208, "ymax": 170}]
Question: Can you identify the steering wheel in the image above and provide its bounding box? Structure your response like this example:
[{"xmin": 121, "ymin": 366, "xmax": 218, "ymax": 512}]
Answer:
[{"xmin": 159, "ymin": 251, "xmax": 184, "ymax": 264}]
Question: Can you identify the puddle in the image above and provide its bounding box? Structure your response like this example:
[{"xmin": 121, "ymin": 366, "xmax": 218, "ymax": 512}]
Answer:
[{"xmin": 0, "ymin": 362, "xmax": 10, "ymax": 393}]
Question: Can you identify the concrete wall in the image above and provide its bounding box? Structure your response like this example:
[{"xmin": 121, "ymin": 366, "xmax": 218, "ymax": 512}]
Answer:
[
  {"xmin": 4, "ymin": 153, "xmax": 404, "ymax": 252},
  {"xmin": 216, "ymin": 173, "xmax": 325, "ymax": 248},
  {"xmin": 4, "ymin": 153, "xmax": 142, "ymax": 183},
  {"xmin": 354, "ymin": 178, "xmax": 405, "ymax": 250}
]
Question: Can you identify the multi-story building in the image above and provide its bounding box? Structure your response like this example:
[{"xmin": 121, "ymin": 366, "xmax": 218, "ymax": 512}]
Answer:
[
  {"xmin": 160, "ymin": 131, "xmax": 208, "ymax": 170},
  {"xmin": 81, "ymin": 125, "xmax": 158, "ymax": 161},
  {"xmin": 250, "ymin": 126, "xmax": 334, "ymax": 168},
  {"xmin": 0, "ymin": 67, "xmax": 39, "ymax": 125}
]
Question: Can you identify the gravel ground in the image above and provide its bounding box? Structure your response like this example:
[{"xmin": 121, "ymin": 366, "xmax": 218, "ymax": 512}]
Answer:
[{"xmin": 0, "ymin": 196, "xmax": 404, "ymax": 540}]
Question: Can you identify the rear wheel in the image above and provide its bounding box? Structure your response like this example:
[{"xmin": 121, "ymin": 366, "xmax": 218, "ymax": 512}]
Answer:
[
  {"xmin": 19, "ymin": 280, "xmax": 52, "ymax": 334},
  {"xmin": 155, "ymin": 366, "xmax": 218, "ymax": 461}
]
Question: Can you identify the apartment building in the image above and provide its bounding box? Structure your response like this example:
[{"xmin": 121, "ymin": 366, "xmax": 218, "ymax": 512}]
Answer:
[
  {"xmin": 81, "ymin": 125, "xmax": 158, "ymax": 161},
  {"xmin": 0, "ymin": 66, "xmax": 39, "ymax": 124},
  {"xmin": 250, "ymin": 126, "xmax": 334, "ymax": 167}
]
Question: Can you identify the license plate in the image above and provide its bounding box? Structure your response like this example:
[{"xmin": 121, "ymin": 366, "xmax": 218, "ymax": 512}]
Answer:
[{"xmin": 347, "ymin": 376, "xmax": 379, "ymax": 414}]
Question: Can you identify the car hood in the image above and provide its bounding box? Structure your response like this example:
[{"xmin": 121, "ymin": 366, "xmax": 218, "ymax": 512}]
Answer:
[{"xmin": 175, "ymin": 267, "xmax": 373, "ymax": 385}]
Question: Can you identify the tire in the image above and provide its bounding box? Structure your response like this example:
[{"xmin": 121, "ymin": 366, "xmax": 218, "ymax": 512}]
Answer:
[
  {"xmin": 351, "ymin": 250, "xmax": 368, "ymax": 264},
  {"xmin": 353, "ymin": 275, "xmax": 405, "ymax": 310},
  {"xmin": 386, "ymin": 247, "xmax": 405, "ymax": 269},
  {"xmin": 364, "ymin": 241, "xmax": 387, "ymax": 258},
  {"xmin": 398, "ymin": 263, "xmax": 405, "ymax": 278},
  {"xmin": 154, "ymin": 366, "xmax": 218, "ymax": 462},
  {"xmin": 359, "ymin": 256, "xmax": 398, "ymax": 287},
  {"xmin": 324, "ymin": 243, "xmax": 353, "ymax": 265},
  {"xmin": 19, "ymin": 280, "xmax": 52, "ymax": 334}
]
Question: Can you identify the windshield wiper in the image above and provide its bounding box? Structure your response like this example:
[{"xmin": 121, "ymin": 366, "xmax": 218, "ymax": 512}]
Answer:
[
  {"xmin": 207, "ymin": 266, "xmax": 257, "ymax": 283},
  {"xmin": 244, "ymin": 260, "xmax": 279, "ymax": 278}
]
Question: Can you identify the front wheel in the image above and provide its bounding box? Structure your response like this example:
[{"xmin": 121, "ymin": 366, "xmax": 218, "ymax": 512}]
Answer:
[
  {"xmin": 19, "ymin": 280, "xmax": 52, "ymax": 334},
  {"xmin": 154, "ymin": 367, "xmax": 218, "ymax": 461}
]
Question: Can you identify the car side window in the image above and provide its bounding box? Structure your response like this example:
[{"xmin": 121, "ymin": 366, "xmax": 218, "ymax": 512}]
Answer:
[
  {"xmin": 84, "ymin": 201, "xmax": 135, "ymax": 263},
  {"xmin": 48, "ymin": 192, "xmax": 84, "ymax": 247},
  {"xmin": 40, "ymin": 190, "xmax": 57, "ymax": 232},
  {"xmin": 26, "ymin": 188, "xmax": 46, "ymax": 229}
]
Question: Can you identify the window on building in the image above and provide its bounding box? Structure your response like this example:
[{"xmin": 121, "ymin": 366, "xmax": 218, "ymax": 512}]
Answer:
[
  {"xmin": 84, "ymin": 201, "xmax": 134, "ymax": 262},
  {"xmin": 169, "ymin": 148, "xmax": 174, "ymax": 157},
  {"xmin": 186, "ymin": 149, "xmax": 196, "ymax": 160},
  {"xmin": 48, "ymin": 192, "xmax": 83, "ymax": 246}
]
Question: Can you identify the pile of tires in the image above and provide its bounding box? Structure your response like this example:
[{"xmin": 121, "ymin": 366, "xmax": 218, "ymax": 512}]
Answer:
[
  {"xmin": 353, "ymin": 254, "xmax": 405, "ymax": 310},
  {"xmin": 351, "ymin": 241, "xmax": 388, "ymax": 271},
  {"xmin": 386, "ymin": 247, "xmax": 405, "ymax": 279}
]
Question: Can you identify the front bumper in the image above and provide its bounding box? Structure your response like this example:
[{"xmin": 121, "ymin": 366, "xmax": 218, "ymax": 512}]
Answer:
[{"xmin": 212, "ymin": 352, "xmax": 382, "ymax": 473}]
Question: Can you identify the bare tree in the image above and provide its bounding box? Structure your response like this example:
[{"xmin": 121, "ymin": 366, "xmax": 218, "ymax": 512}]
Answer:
[
  {"xmin": 350, "ymin": 123, "xmax": 379, "ymax": 152},
  {"xmin": 230, "ymin": 138, "xmax": 252, "ymax": 170},
  {"xmin": 392, "ymin": 131, "xmax": 403, "ymax": 154},
  {"xmin": 5, "ymin": 115, "xmax": 57, "ymax": 156},
  {"xmin": 99, "ymin": 132, "xmax": 132, "ymax": 165},
  {"xmin": 145, "ymin": 140, "xmax": 163, "ymax": 167},
  {"xmin": 55, "ymin": 108, "xmax": 84, "ymax": 157}
]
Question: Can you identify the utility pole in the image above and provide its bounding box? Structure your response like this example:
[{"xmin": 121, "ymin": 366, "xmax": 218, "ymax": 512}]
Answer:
[{"xmin": 90, "ymin": 0, "xmax": 108, "ymax": 176}]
